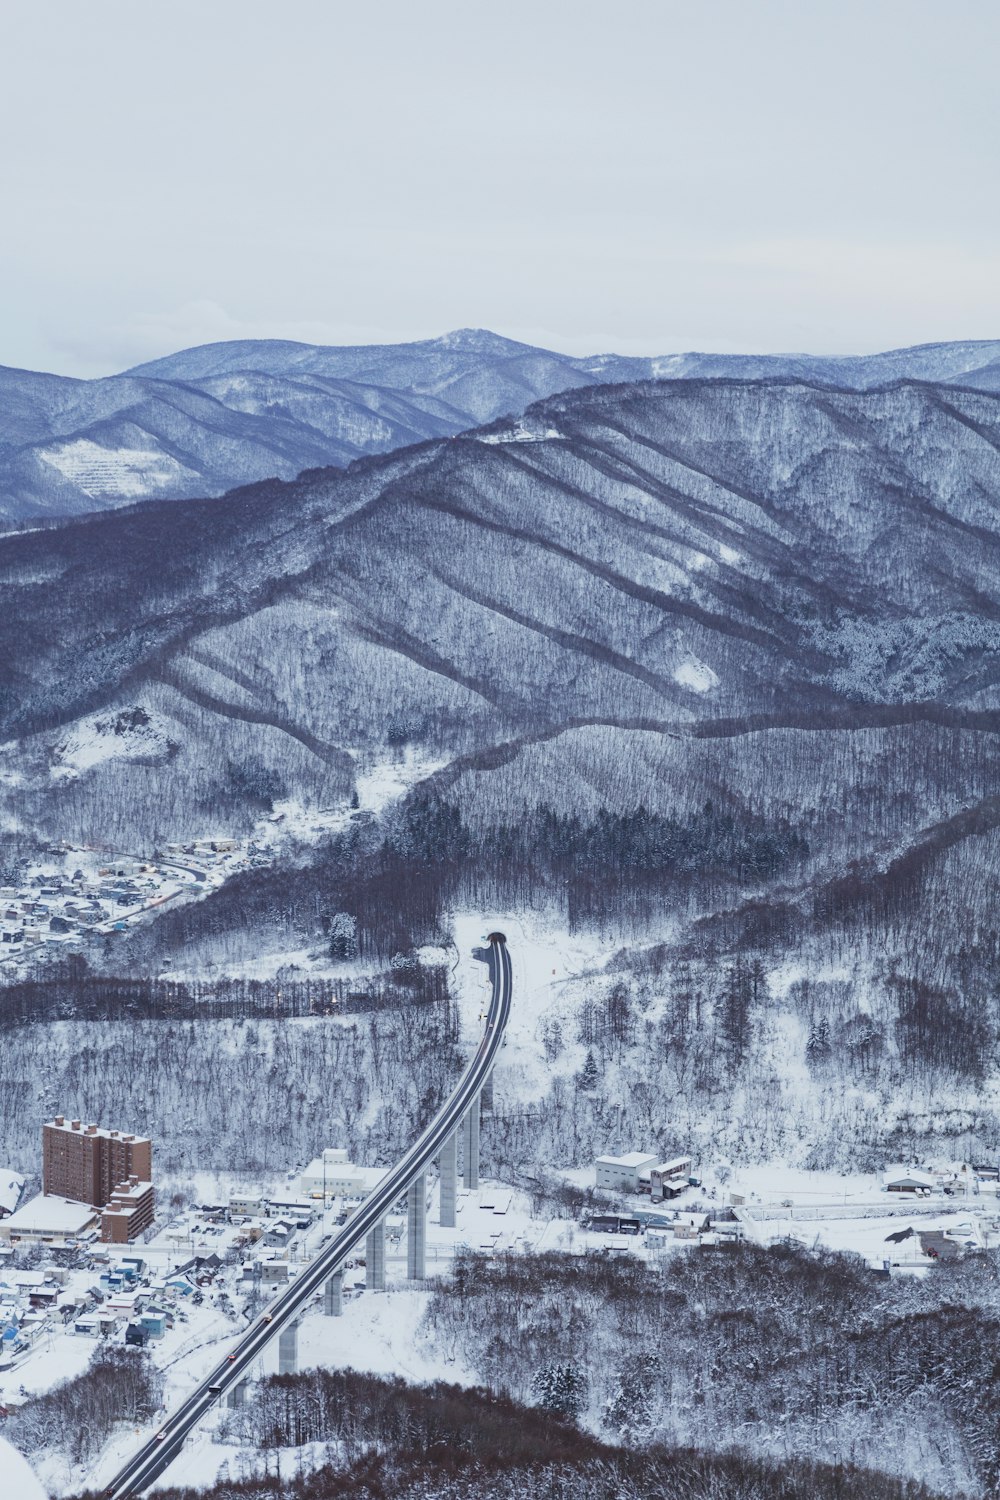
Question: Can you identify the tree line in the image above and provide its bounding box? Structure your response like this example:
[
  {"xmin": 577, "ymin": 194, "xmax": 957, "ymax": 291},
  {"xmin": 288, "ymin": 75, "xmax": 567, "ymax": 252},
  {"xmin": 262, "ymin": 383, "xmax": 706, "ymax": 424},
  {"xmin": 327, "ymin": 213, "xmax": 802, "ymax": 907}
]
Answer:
[
  {"xmin": 65, "ymin": 1365, "xmax": 952, "ymax": 1500},
  {"xmin": 422, "ymin": 1242, "xmax": 998, "ymax": 1496},
  {"xmin": 0, "ymin": 956, "xmax": 450, "ymax": 1028}
]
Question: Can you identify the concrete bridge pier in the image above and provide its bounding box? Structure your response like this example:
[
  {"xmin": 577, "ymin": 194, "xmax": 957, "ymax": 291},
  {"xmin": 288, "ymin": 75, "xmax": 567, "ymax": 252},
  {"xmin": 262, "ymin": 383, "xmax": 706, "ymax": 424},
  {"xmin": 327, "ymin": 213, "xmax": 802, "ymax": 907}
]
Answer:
[
  {"xmin": 324, "ymin": 1268, "xmax": 343, "ymax": 1316},
  {"xmin": 439, "ymin": 1128, "xmax": 458, "ymax": 1227},
  {"xmin": 481, "ymin": 1071, "xmax": 494, "ymax": 1113},
  {"xmin": 226, "ymin": 1379, "xmax": 249, "ymax": 1408},
  {"xmin": 407, "ymin": 1172, "xmax": 427, "ymax": 1280},
  {"xmin": 278, "ymin": 1317, "xmax": 299, "ymax": 1374},
  {"xmin": 462, "ymin": 1093, "xmax": 480, "ymax": 1190},
  {"xmin": 366, "ymin": 1218, "xmax": 386, "ymax": 1291}
]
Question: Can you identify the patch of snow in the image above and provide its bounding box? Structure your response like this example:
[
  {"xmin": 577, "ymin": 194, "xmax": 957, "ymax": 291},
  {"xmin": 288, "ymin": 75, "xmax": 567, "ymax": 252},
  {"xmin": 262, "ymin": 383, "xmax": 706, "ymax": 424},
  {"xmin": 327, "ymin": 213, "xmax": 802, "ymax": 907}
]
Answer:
[
  {"xmin": 354, "ymin": 750, "xmax": 447, "ymax": 813},
  {"xmin": 673, "ymin": 658, "xmax": 719, "ymax": 693},
  {"xmin": 253, "ymin": 750, "xmax": 445, "ymax": 847},
  {"xmin": 479, "ymin": 422, "xmax": 561, "ymax": 445},
  {"xmin": 0, "ymin": 1438, "xmax": 47, "ymax": 1500},
  {"xmin": 38, "ymin": 440, "xmax": 197, "ymax": 499},
  {"xmin": 449, "ymin": 908, "xmax": 619, "ymax": 1096},
  {"xmin": 51, "ymin": 709, "xmax": 174, "ymax": 781},
  {"xmin": 718, "ymin": 542, "xmax": 741, "ymax": 564}
]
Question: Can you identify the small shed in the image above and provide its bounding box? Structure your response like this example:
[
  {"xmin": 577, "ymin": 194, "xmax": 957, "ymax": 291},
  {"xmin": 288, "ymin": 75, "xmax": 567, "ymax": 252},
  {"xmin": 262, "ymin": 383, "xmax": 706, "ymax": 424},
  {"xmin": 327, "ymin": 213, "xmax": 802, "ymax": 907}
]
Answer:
[{"xmin": 672, "ymin": 1211, "xmax": 711, "ymax": 1240}]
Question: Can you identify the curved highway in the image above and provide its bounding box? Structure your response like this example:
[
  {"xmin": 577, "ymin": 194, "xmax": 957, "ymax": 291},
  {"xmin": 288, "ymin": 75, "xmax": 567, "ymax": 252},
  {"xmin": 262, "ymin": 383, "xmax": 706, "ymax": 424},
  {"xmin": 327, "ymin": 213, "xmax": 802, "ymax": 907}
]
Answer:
[{"xmin": 104, "ymin": 933, "xmax": 511, "ymax": 1498}]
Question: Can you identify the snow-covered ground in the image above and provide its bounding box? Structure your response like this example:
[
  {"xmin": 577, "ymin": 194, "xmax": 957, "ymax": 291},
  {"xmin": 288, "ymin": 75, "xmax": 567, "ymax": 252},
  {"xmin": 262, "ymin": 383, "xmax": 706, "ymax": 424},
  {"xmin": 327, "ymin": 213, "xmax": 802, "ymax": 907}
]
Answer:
[
  {"xmin": 261, "ymin": 745, "xmax": 446, "ymax": 847},
  {"xmin": 673, "ymin": 658, "xmax": 719, "ymax": 693},
  {"xmin": 50, "ymin": 711, "xmax": 177, "ymax": 781},
  {"xmin": 450, "ymin": 907, "xmax": 617, "ymax": 1074},
  {"xmin": 38, "ymin": 440, "xmax": 198, "ymax": 500},
  {"xmin": 0, "ymin": 1437, "xmax": 47, "ymax": 1500},
  {"xmin": 7, "ymin": 1135, "xmax": 1000, "ymax": 1496}
]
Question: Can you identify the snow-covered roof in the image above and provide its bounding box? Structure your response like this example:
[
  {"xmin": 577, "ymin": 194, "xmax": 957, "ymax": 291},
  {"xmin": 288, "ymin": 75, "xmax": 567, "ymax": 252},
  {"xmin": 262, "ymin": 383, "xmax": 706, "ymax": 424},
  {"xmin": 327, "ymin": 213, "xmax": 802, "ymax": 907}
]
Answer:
[
  {"xmin": 343, "ymin": 1166, "xmax": 386, "ymax": 1193},
  {"xmin": 301, "ymin": 1154, "xmax": 361, "ymax": 1180},
  {"xmin": 105, "ymin": 1291, "xmax": 140, "ymax": 1309},
  {"xmin": 597, "ymin": 1152, "xmax": 658, "ymax": 1169},
  {"xmin": 0, "ymin": 1170, "xmax": 25, "ymax": 1216},
  {"xmin": 653, "ymin": 1157, "xmax": 692, "ymax": 1175},
  {"xmin": 885, "ymin": 1168, "xmax": 936, "ymax": 1189},
  {"xmin": 45, "ymin": 1117, "xmax": 150, "ymax": 1146},
  {"xmin": 2, "ymin": 1193, "xmax": 98, "ymax": 1234}
]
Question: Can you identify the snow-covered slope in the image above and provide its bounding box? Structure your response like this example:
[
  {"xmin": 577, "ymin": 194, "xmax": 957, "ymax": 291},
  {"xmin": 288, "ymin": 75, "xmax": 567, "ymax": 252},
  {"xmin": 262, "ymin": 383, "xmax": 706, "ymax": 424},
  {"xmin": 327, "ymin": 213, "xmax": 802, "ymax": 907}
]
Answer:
[
  {"xmin": 4, "ymin": 373, "xmax": 1000, "ymax": 854},
  {"xmin": 0, "ymin": 1438, "xmax": 46, "ymax": 1500},
  {"xmin": 4, "ymin": 332, "xmax": 1000, "ymax": 521}
]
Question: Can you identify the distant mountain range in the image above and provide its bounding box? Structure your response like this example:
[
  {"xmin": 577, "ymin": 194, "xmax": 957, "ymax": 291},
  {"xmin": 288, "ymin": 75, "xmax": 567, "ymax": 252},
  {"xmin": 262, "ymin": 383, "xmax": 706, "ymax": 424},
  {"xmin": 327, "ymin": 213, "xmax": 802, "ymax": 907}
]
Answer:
[
  {"xmin": 6, "ymin": 371, "xmax": 1000, "ymax": 854},
  {"xmin": 2, "ymin": 329, "xmax": 1000, "ymax": 521}
]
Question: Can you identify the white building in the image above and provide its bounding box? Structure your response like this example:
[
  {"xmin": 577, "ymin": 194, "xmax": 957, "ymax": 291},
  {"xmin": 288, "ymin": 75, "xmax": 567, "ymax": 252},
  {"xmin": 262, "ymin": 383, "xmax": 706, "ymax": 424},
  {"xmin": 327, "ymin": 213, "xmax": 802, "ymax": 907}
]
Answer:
[
  {"xmin": 0, "ymin": 1193, "xmax": 98, "ymax": 1245},
  {"xmin": 229, "ymin": 1193, "xmax": 266, "ymax": 1219},
  {"xmin": 650, "ymin": 1157, "xmax": 693, "ymax": 1202},
  {"xmin": 595, "ymin": 1152, "xmax": 658, "ymax": 1193},
  {"xmin": 300, "ymin": 1148, "xmax": 374, "ymax": 1200}
]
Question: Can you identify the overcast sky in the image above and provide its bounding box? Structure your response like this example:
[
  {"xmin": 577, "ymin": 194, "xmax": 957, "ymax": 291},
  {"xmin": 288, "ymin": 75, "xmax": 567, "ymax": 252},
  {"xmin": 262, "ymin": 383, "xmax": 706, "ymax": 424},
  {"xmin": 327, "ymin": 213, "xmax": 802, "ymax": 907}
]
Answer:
[{"xmin": 1, "ymin": 0, "xmax": 997, "ymax": 376}]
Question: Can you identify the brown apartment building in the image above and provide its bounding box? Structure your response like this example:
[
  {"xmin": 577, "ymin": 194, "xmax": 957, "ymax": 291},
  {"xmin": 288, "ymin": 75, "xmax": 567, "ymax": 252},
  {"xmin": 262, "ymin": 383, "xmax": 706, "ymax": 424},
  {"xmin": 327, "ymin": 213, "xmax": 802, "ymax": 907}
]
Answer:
[
  {"xmin": 42, "ymin": 1116, "xmax": 152, "ymax": 1208},
  {"xmin": 100, "ymin": 1176, "xmax": 155, "ymax": 1243}
]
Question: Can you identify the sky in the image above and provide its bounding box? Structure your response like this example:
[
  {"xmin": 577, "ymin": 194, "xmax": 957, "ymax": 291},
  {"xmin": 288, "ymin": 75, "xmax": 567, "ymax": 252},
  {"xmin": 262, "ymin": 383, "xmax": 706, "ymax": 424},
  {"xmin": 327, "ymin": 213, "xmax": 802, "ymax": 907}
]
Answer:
[{"xmin": 1, "ymin": 0, "xmax": 997, "ymax": 377}]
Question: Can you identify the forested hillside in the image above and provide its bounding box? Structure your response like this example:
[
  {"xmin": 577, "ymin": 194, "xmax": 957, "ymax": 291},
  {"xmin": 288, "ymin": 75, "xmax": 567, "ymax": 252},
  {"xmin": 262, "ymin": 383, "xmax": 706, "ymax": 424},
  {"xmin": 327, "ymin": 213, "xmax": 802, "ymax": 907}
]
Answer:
[
  {"xmin": 4, "ymin": 374, "xmax": 1000, "ymax": 1179},
  {"xmin": 6, "ymin": 330, "xmax": 1000, "ymax": 521},
  {"xmin": 6, "ymin": 375, "xmax": 1000, "ymax": 847}
]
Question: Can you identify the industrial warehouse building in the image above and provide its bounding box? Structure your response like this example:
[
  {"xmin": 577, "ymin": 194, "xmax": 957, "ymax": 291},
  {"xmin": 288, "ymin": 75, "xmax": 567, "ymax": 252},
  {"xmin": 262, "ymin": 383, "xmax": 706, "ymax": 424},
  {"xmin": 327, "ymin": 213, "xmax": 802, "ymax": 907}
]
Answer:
[{"xmin": 595, "ymin": 1152, "xmax": 658, "ymax": 1193}]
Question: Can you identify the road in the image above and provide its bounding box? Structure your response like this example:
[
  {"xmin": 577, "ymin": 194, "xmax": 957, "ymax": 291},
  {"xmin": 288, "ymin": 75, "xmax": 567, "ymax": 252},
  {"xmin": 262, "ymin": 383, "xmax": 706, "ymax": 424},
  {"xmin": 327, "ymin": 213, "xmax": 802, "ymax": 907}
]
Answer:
[{"xmin": 104, "ymin": 932, "xmax": 511, "ymax": 1498}]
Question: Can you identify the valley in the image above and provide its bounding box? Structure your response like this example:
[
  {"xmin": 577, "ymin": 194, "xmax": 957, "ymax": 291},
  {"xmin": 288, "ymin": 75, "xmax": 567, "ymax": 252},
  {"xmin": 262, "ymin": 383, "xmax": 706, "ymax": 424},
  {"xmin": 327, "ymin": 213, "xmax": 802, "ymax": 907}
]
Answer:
[{"xmin": 5, "ymin": 358, "xmax": 1000, "ymax": 1498}]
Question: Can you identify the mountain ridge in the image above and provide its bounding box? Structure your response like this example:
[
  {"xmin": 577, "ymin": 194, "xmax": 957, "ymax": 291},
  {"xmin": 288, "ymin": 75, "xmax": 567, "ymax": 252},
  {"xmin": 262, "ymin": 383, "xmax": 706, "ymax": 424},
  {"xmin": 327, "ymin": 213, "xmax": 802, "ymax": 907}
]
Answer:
[
  {"xmin": 3, "ymin": 332, "xmax": 1000, "ymax": 524},
  {"xmin": 5, "ymin": 373, "xmax": 1000, "ymax": 855}
]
